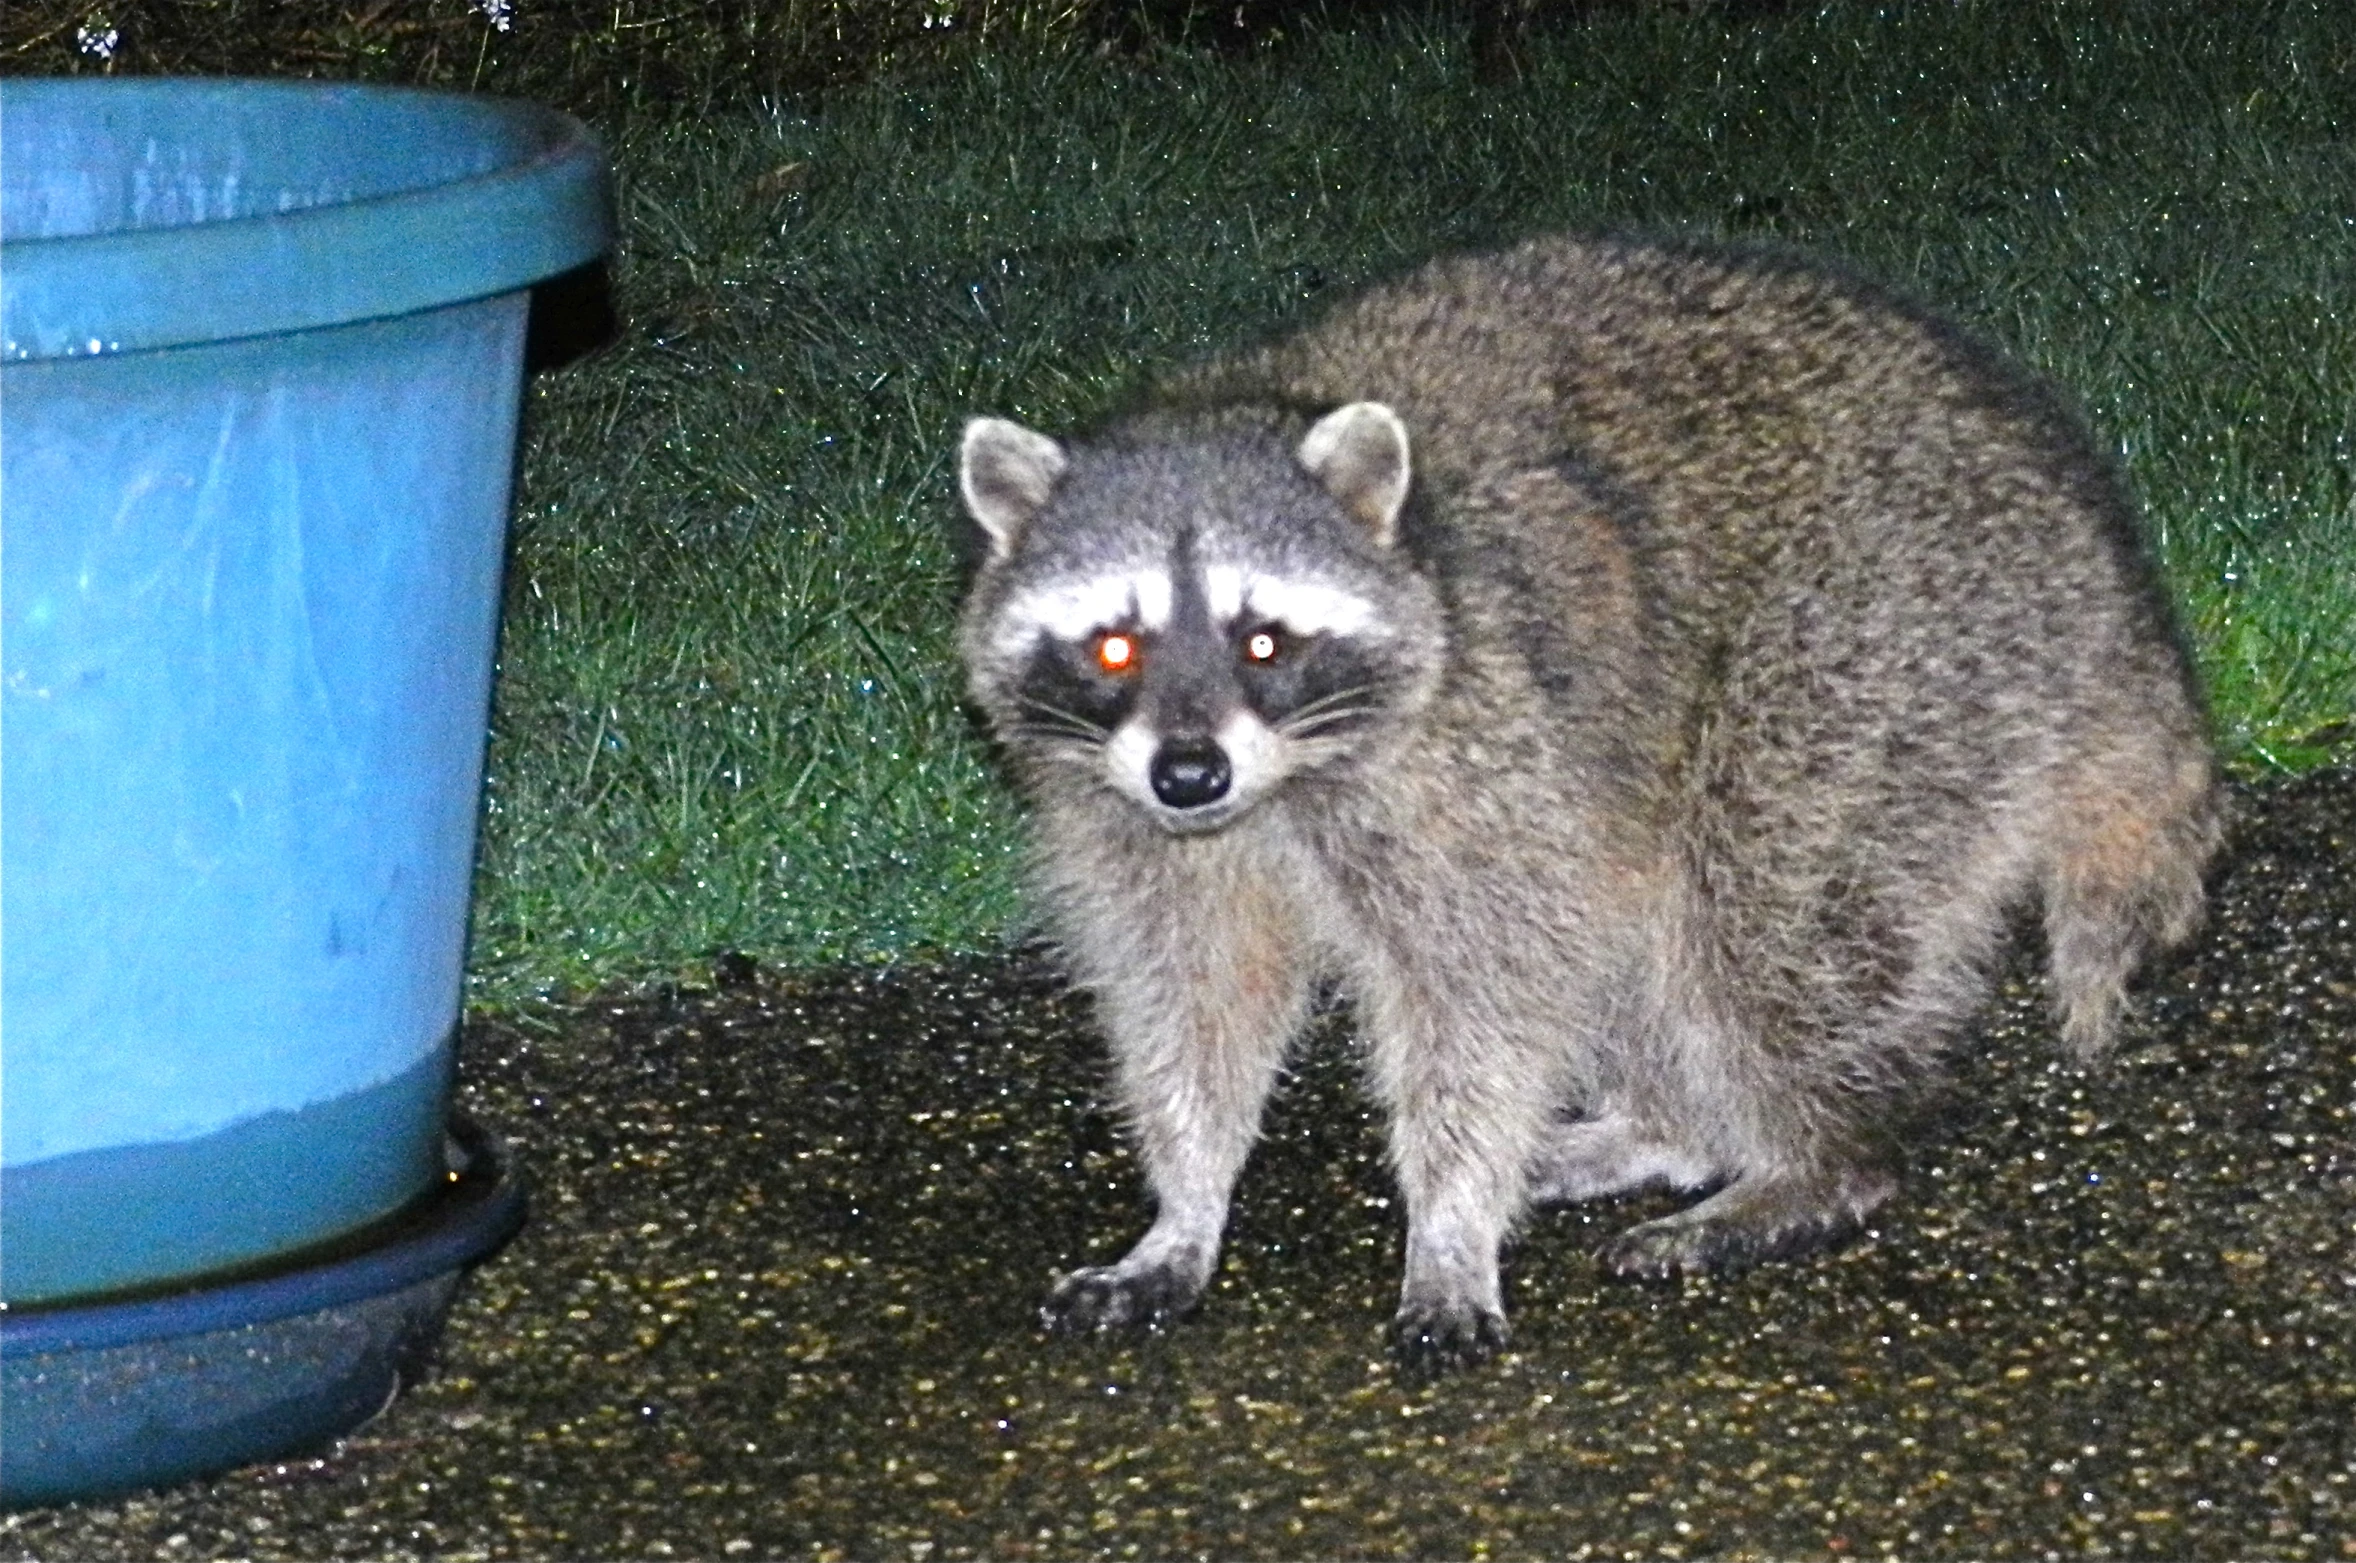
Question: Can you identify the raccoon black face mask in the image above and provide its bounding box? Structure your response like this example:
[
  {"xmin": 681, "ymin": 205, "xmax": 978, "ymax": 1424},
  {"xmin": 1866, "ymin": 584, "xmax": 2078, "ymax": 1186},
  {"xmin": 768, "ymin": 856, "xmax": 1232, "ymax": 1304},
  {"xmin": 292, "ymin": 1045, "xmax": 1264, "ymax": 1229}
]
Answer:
[{"xmin": 956, "ymin": 233, "xmax": 2221, "ymax": 1373}]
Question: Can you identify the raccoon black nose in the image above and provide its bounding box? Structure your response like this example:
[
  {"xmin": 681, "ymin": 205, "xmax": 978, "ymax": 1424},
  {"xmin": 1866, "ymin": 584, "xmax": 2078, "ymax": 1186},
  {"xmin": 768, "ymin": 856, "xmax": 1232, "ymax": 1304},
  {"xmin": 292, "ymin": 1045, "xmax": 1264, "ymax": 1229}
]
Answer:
[{"xmin": 1149, "ymin": 739, "xmax": 1232, "ymax": 809}]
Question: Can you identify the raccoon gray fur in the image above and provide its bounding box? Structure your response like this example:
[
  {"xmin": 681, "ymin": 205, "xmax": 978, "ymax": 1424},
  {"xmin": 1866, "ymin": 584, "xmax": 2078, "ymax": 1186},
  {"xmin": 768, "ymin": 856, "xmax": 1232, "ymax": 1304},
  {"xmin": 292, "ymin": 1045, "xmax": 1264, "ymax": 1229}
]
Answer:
[{"xmin": 955, "ymin": 233, "xmax": 2221, "ymax": 1371}]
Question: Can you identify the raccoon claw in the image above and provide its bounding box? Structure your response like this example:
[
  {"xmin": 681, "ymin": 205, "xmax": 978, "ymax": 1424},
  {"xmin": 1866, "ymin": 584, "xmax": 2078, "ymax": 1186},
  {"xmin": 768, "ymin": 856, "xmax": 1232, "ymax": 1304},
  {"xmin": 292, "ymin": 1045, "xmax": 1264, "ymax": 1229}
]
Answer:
[
  {"xmin": 1388, "ymin": 1301, "xmax": 1509, "ymax": 1375},
  {"xmin": 1040, "ymin": 1263, "xmax": 1200, "ymax": 1335}
]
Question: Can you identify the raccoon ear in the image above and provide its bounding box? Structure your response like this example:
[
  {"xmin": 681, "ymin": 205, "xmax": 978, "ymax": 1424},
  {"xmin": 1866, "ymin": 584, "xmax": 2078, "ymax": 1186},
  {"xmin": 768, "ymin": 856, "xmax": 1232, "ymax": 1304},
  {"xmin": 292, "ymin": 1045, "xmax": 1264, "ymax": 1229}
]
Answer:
[
  {"xmin": 960, "ymin": 417, "xmax": 1069, "ymax": 556},
  {"xmin": 1298, "ymin": 401, "xmax": 1412, "ymax": 547}
]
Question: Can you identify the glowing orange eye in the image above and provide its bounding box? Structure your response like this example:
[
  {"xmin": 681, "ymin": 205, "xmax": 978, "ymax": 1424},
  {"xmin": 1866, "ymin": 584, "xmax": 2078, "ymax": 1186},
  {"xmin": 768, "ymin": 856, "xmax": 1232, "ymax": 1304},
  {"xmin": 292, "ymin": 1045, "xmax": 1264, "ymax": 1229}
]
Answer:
[
  {"xmin": 1244, "ymin": 630, "xmax": 1281, "ymax": 663},
  {"xmin": 1097, "ymin": 633, "xmax": 1136, "ymax": 672}
]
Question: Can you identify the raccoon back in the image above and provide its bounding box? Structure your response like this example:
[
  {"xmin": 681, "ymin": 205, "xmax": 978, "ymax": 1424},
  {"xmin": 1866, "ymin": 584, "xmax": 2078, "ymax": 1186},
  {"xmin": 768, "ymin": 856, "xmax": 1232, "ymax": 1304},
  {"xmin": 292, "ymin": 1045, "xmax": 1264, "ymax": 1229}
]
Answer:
[{"xmin": 1169, "ymin": 233, "xmax": 2195, "ymax": 721}]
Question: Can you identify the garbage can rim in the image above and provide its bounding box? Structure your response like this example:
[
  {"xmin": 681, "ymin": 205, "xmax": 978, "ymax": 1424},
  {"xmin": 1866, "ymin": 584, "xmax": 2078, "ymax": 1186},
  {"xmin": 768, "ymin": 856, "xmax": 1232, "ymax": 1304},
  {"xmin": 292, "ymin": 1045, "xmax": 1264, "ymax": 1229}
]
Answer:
[{"xmin": 0, "ymin": 77, "xmax": 614, "ymax": 362}]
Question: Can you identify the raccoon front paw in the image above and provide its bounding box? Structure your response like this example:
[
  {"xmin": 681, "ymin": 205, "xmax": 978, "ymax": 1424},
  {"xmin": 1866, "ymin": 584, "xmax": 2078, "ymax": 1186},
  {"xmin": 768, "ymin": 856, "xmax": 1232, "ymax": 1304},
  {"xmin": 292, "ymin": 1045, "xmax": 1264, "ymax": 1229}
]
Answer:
[
  {"xmin": 1039, "ymin": 1262, "xmax": 1202, "ymax": 1335},
  {"xmin": 1388, "ymin": 1300, "xmax": 1509, "ymax": 1375}
]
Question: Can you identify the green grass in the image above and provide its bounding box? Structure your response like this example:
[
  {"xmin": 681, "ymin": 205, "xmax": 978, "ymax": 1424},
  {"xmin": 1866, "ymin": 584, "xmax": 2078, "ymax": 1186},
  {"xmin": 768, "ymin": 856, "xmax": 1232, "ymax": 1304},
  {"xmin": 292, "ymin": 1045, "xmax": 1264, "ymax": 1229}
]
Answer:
[
  {"xmin": 470, "ymin": 0, "xmax": 2356, "ymax": 1002},
  {"xmin": 2, "ymin": 0, "xmax": 1115, "ymax": 114}
]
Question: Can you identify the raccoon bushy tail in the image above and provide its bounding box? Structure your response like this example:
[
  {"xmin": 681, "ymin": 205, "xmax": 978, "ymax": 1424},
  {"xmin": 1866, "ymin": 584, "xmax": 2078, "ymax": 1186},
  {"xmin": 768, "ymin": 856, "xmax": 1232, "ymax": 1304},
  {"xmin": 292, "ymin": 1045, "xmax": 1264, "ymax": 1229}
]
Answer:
[{"xmin": 2043, "ymin": 756, "xmax": 2222, "ymax": 1059}]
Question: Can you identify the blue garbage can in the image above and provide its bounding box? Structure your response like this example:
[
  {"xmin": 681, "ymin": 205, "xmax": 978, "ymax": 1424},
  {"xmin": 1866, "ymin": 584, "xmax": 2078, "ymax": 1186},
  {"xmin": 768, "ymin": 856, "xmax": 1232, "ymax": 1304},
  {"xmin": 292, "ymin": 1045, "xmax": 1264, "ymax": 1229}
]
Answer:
[{"xmin": 0, "ymin": 77, "xmax": 612, "ymax": 1504}]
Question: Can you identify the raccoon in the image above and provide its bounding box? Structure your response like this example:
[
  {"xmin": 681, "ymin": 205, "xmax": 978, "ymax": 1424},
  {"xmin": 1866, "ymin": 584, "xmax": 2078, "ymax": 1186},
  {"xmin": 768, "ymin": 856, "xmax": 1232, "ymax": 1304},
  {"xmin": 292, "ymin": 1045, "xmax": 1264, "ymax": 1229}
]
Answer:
[{"xmin": 955, "ymin": 233, "xmax": 2221, "ymax": 1370}]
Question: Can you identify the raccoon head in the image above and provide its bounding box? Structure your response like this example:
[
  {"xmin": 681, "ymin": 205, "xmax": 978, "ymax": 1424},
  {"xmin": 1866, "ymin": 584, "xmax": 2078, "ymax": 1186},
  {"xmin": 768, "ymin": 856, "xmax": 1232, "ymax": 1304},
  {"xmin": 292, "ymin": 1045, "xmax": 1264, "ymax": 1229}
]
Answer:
[{"xmin": 957, "ymin": 402, "xmax": 1444, "ymax": 835}]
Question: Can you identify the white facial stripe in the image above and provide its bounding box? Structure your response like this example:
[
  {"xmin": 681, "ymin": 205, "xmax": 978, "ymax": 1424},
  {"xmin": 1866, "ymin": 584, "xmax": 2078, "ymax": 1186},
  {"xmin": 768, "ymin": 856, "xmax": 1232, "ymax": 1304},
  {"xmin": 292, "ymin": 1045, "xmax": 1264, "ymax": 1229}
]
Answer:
[
  {"xmin": 1203, "ymin": 564, "xmax": 1246, "ymax": 623},
  {"xmin": 995, "ymin": 568, "xmax": 1173, "ymax": 654},
  {"xmin": 1132, "ymin": 571, "xmax": 1173, "ymax": 629},
  {"xmin": 993, "ymin": 560, "xmax": 1379, "ymax": 660},
  {"xmin": 1197, "ymin": 568, "xmax": 1376, "ymax": 637}
]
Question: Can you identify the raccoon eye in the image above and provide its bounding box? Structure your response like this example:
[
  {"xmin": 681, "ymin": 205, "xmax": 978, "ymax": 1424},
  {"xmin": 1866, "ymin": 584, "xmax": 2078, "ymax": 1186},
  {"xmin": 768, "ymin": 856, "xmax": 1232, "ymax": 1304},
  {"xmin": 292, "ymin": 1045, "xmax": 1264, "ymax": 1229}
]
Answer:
[
  {"xmin": 1242, "ymin": 628, "xmax": 1282, "ymax": 664},
  {"xmin": 1095, "ymin": 632, "xmax": 1138, "ymax": 673}
]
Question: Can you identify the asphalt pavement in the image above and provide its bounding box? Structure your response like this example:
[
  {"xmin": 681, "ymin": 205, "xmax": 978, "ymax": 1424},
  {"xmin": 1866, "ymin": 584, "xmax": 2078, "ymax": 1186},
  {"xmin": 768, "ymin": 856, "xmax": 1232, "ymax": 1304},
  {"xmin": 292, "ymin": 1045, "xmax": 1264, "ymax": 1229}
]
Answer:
[{"xmin": 6, "ymin": 768, "xmax": 2351, "ymax": 1560}]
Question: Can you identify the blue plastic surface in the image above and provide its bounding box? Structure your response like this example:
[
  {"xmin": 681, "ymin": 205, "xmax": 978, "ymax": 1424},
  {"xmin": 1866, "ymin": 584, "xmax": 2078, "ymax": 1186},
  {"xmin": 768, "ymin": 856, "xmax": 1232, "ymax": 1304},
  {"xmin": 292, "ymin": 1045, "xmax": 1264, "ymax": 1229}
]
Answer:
[
  {"xmin": 1, "ymin": 1119, "xmax": 527, "ymax": 1508},
  {"xmin": 0, "ymin": 79, "xmax": 611, "ymax": 1304},
  {"xmin": 2, "ymin": 1054, "xmax": 451, "ymax": 1304}
]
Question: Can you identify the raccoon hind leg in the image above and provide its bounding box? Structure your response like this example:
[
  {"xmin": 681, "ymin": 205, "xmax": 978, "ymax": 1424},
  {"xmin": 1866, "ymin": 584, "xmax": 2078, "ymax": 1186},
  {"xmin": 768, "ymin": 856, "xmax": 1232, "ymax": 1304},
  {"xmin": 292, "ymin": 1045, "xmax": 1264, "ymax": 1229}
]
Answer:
[
  {"xmin": 1588, "ymin": 897, "xmax": 1933, "ymax": 1281},
  {"xmin": 2042, "ymin": 746, "xmax": 2221, "ymax": 1059},
  {"xmin": 1526, "ymin": 1108, "xmax": 1719, "ymax": 1206},
  {"xmin": 1600, "ymin": 1155, "xmax": 1899, "ymax": 1280}
]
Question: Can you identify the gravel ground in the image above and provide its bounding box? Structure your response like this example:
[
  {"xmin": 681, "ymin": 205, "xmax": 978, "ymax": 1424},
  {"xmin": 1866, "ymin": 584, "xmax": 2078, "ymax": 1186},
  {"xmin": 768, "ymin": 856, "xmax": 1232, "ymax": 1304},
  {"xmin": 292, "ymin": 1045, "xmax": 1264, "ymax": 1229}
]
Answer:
[{"xmin": 6, "ymin": 768, "xmax": 2352, "ymax": 1560}]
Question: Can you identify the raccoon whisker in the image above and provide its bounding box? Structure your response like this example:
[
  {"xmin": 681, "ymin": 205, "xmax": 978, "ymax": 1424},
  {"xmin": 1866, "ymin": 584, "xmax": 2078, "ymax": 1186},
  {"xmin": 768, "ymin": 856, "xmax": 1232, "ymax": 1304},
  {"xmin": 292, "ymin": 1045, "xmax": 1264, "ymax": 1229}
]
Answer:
[
  {"xmin": 1277, "ymin": 685, "xmax": 1383, "ymax": 738},
  {"xmin": 1281, "ymin": 705, "xmax": 1378, "ymax": 738},
  {"xmin": 1010, "ymin": 724, "xmax": 1107, "ymax": 749},
  {"xmin": 1280, "ymin": 683, "xmax": 1382, "ymax": 721},
  {"xmin": 1010, "ymin": 717, "xmax": 1109, "ymax": 746},
  {"xmin": 1013, "ymin": 698, "xmax": 1111, "ymax": 747}
]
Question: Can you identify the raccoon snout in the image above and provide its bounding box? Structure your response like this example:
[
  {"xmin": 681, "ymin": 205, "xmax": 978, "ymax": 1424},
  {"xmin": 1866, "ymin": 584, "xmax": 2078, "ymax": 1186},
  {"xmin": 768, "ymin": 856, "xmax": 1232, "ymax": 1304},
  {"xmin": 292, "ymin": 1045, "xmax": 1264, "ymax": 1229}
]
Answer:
[{"xmin": 1148, "ymin": 738, "xmax": 1233, "ymax": 809}]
